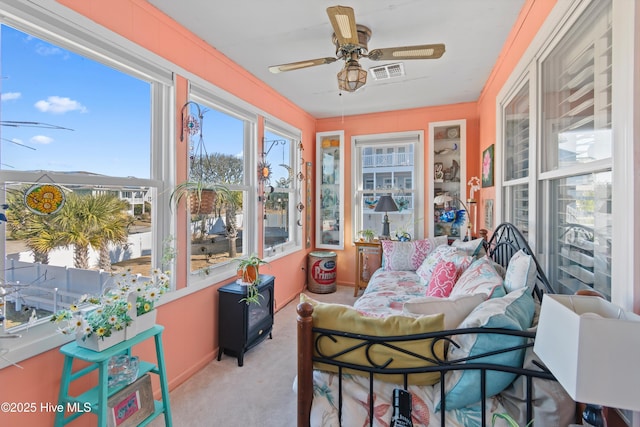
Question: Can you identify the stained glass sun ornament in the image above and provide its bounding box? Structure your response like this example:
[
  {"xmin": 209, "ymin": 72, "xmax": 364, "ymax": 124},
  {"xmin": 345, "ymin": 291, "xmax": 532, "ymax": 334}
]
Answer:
[{"xmin": 184, "ymin": 114, "xmax": 200, "ymax": 137}]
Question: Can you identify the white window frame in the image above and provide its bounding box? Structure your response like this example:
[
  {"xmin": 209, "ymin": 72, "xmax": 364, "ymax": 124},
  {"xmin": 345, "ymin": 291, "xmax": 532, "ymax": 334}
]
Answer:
[
  {"xmin": 187, "ymin": 85, "xmax": 258, "ymax": 286},
  {"xmin": 263, "ymin": 119, "xmax": 303, "ymax": 260},
  {"xmin": 0, "ymin": 0, "xmax": 174, "ymax": 368},
  {"xmin": 351, "ymin": 131, "xmax": 424, "ymax": 242},
  {"xmin": 496, "ymin": 0, "xmax": 639, "ymax": 308}
]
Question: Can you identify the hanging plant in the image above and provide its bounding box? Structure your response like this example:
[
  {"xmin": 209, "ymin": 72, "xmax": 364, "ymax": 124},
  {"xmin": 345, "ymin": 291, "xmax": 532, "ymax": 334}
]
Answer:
[{"xmin": 173, "ymin": 101, "xmax": 231, "ymax": 215}]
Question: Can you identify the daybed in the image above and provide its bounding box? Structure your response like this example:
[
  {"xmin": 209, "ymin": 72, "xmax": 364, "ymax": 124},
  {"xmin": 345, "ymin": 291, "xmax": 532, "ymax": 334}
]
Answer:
[{"xmin": 296, "ymin": 223, "xmax": 575, "ymax": 427}]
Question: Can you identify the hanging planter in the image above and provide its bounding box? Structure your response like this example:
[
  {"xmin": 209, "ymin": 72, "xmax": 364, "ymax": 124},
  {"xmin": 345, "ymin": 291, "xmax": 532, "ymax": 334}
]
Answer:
[
  {"xmin": 189, "ymin": 188, "xmax": 216, "ymax": 215},
  {"xmin": 172, "ymin": 101, "xmax": 231, "ymax": 216},
  {"xmin": 170, "ymin": 181, "xmax": 229, "ymax": 215}
]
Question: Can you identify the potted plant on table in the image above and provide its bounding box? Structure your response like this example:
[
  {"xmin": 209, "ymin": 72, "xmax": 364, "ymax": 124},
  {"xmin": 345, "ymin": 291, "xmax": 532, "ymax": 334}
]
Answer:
[
  {"xmin": 358, "ymin": 229, "xmax": 376, "ymax": 242},
  {"xmin": 235, "ymin": 254, "xmax": 270, "ymax": 305},
  {"xmin": 51, "ymin": 292, "xmax": 134, "ymax": 351},
  {"xmin": 51, "ymin": 268, "xmax": 171, "ymax": 349}
]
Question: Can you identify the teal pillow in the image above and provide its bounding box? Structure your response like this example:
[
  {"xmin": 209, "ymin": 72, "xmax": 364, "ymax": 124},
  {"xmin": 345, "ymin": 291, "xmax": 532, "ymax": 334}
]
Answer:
[{"xmin": 436, "ymin": 287, "xmax": 535, "ymax": 411}]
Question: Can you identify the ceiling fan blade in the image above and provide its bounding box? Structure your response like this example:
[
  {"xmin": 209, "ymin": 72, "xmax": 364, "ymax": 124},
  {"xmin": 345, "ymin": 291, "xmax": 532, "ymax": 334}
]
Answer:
[
  {"xmin": 368, "ymin": 43, "xmax": 446, "ymax": 61},
  {"xmin": 268, "ymin": 57, "xmax": 337, "ymax": 73},
  {"xmin": 327, "ymin": 5, "xmax": 359, "ymax": 47}
]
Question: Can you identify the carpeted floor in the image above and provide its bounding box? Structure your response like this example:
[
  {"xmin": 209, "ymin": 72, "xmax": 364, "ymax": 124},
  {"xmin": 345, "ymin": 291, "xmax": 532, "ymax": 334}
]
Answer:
[{"xmin": 149, "ymin": 285, "xmax": 358, "ymax": 427}]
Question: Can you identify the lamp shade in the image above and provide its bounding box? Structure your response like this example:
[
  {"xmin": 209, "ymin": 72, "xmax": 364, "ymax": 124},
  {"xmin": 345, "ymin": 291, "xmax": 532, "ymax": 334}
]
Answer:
[
  {"xmin": 374, "ymin": 195, "xmax": 398, "ymax": 213},
  {"xmin": 534, "ymin": 294, "xmax": 640, "ymax": 411},
  {"xmin": 337, "ymin": 60, "xmax": 367, "ymax": 92}
]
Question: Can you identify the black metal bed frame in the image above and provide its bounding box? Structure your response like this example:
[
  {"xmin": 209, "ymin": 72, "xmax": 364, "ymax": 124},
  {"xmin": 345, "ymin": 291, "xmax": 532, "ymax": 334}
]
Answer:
[{"xmin": 298, "ymin": 223, "xmax": 559, "ymax": 427}]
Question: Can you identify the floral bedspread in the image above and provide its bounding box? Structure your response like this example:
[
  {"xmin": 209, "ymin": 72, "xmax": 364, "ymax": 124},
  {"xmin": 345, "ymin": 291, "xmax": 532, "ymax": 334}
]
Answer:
[
  {"xmin": 353, "ymin": 269, "xmax": 427, "ymax": 317},
  {"xmin": 310, "ymin": 370, "xmax": 506, "ymax": 427},
  {"xmin": 313, "ymin": 268, "xmax": 507, "ymax": 427}
]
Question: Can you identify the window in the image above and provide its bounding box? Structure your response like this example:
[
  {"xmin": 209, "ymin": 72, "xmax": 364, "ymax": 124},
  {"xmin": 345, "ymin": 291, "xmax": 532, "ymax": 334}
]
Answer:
[
  {"xmin": 183, "ymin": 91, "xmax": 255, "ymax": 282},
  {"xmin": 0, "ymin": 24, "xmax": 171, "ymax": 331},
  {"xmin": 502, "ymin": 82, "xmax": 531, "ymax": 237},
  {"xmin": 539, "ymin": 0, "xmax": 612, "ymax": 299},
  {"xmin": 262, "ymin": 122, "xmax": 302, "ymax": 257},
  {"xmin": 500, "ymin": 0, "xmax": 613, "ymax": 299},
  {"xmin": 353, "ymin": 132, "xmax": 423, "ymax": 240}
]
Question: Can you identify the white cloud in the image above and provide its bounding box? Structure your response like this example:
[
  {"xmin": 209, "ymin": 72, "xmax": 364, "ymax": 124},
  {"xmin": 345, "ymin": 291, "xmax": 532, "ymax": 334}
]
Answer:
[
  {"xmin": 34, "ymin": 96, "xmax": 87, "ymax": 114},
  {"xmin": 30, "ymin": 135, "xmax": 53, "ymax": 144},
  {"xmin": 1, "ymin": 92, "xmax": 21, "ymax": 101},
  {"xmin": 35, "ymin": 44, "xmax": 68, "ymax": 59}
]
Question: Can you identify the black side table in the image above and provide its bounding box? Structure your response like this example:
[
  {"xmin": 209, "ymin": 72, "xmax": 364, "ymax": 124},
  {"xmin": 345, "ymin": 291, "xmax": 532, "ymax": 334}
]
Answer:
[{"xmin": 217, "ymin": 274, "xmax": 275, "ymax": 366}]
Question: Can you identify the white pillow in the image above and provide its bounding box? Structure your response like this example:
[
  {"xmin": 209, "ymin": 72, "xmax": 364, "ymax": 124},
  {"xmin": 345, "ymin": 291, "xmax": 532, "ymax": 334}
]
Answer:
[
  {"xmin": 403, "ymin": 293, "xmax": 488, "ymax": 330},
  {"xmin": 504, "ymin": 249, "xmax": 537, "ymax": 293}
]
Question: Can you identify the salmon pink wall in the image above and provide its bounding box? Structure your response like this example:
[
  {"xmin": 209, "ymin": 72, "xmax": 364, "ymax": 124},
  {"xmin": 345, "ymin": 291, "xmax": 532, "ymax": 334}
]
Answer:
[
  {"xmin": 0, "ymin": 1, "xmax": 315, "ymax": 425},
  {"xmin": 316, "ymin": 102, "xmax": 480, "ymax": 287},
  {"xmin": 0, "ymin": 1, "xmax": 557, "ymax": 425},
  {"xmin": 474, "ymin": 0, "xmax": 556, "ymax": 231}
]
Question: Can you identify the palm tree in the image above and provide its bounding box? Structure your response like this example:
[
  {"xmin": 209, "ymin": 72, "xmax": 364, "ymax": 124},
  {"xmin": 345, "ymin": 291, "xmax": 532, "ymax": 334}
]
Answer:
[
  {"xmin": 5, "ymin": 188, "xmax": 63, "ymax": 264},
  {"xmin": 55, "ymin": 193, "xmax": 132, "ymax": 270},
  {"xmin": 95, "ymin": 199, "xmax": 134, "ymax": 271},
  {"xmin": 216, "ymin": 190, "xmax": 242, "ymax": 258}
]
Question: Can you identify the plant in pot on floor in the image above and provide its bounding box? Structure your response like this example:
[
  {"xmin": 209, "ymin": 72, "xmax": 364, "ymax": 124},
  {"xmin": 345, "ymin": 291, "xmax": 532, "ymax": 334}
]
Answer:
[{"xmin": 235, "ymin": 254, "xmax": 269, "ymax": 305}]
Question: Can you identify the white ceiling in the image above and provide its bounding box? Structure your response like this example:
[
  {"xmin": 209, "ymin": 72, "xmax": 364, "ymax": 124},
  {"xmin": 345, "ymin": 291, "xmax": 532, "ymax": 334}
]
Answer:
[{"xmin": 147, "ymin": 0, "xmax": 525, "ymax": 118}]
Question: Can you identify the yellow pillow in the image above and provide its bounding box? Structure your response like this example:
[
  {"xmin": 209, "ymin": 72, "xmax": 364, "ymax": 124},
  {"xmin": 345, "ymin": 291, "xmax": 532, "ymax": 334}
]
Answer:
[{"xmin": 300, "ymin": 294, "xmax": 445, "ymax": 385}]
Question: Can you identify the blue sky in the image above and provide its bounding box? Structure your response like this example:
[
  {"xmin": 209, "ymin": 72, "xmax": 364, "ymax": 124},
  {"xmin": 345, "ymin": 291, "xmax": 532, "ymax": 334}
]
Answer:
[{"xmin": 0, "ymin": 25, "xmax": 247, "ymax": 179}]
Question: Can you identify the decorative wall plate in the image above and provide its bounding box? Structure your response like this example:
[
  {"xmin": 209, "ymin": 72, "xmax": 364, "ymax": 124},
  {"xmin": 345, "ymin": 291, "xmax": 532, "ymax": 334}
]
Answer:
[{"xmin": 24, "ymin": 184, "xmax": 65, "ymax": 215}]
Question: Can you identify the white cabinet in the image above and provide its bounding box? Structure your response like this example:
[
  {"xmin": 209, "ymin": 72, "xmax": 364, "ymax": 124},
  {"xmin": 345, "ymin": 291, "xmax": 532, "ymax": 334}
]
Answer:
[
  {"xmin": 316, "ymin": 131, "xmax": 344, "ymax": 249},
  {"xmin": 428, "ymin": 120, "xmax": 466, "ymax": 238}
]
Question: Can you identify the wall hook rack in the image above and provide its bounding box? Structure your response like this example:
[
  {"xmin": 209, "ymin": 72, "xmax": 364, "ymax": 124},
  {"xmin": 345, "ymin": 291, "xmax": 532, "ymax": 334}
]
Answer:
[{"xmin": 262, "ymin": 137, "xmax": 286, "ymax": 157}]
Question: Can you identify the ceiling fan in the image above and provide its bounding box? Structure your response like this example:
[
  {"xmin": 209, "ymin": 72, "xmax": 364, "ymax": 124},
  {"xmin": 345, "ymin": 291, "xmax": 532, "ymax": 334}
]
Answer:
[{"xmin": 268, "ymin": 5, "xmax": 445, "ymax": 92}]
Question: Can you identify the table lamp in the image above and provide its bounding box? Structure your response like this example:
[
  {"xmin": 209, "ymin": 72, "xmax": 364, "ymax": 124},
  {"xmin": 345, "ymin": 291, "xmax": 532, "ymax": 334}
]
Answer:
[
  {"xmin": 534, "ymin": 294, "xmax": 640, "ymax": 426},
  {"xmin": 374, "ymin": 194, "xmax": 398, "ymax": 239}
]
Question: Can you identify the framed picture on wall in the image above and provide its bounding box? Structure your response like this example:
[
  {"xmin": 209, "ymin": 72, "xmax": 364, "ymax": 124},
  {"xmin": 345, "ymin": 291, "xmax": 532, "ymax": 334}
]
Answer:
[
  {"xmin": 482, "ymin": 145, "xmax": 494, "ymax": 187},
  {"xmin": 485, "ymin": 199, "xmax": 494, "ymax": 230}
]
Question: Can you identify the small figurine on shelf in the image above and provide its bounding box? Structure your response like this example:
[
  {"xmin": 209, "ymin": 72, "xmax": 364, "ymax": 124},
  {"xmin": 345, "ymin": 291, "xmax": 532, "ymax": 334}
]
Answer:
[
  {"xmin": 434, "ymin": 163, "xmax": 444, "ymax": 182},
  {"xmin": 450, "ymin": 160, "xmax": 460, "ymax": 181}
]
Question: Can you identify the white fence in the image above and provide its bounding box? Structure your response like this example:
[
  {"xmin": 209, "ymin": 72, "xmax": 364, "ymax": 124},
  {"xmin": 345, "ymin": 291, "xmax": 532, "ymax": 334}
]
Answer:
[{"xmin": 4, "ymin": 231, "xmax": 154, "ymax": 317}]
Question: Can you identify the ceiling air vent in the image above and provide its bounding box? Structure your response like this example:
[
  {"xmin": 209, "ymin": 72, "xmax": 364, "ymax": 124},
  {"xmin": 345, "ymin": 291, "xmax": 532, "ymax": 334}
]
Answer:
[{"xmin": 369, "ymin": 63, "xmax": 405, "ymax": 81}]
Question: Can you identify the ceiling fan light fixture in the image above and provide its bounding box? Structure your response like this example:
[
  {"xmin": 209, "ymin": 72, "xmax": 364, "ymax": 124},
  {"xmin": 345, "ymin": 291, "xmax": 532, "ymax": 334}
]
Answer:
[{"xmin": 337, "ymin": 60, "xmax": 367, "ymax": 92}]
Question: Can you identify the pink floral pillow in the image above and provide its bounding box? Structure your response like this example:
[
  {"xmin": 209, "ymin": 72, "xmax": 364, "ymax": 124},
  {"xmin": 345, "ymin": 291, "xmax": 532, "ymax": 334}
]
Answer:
[
  {"xmin": 381, "ymin": 236, "xmax": 448, "ymax": 271},
  {"xmin": 426, "ymin": 261, "xmax": 459, "ymax": 297},
  {"xmin": 416, "ymin": 246, "xmax": 473, "ymax": 286},
  {"xmin": 450, "ymin": 256, "xmax": 506, "ymax": 298}
]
